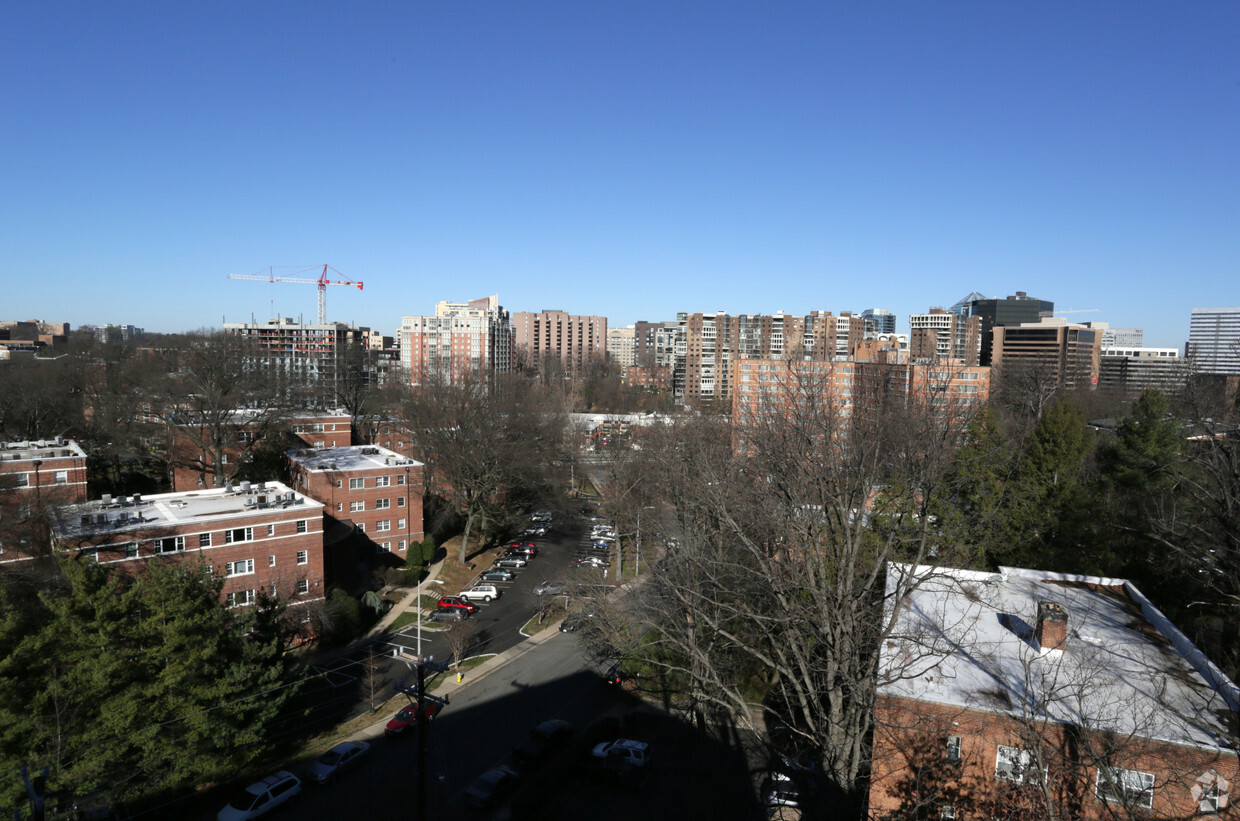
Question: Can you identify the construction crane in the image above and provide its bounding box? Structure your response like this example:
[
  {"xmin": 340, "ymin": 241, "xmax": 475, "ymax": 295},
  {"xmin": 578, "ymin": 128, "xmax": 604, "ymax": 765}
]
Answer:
[{"xmin": 227, "ymin": 265, "xmax": 363, "ymax": 325}]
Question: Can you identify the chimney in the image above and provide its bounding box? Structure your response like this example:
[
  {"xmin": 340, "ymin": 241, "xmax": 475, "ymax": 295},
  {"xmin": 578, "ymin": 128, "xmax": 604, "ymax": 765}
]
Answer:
[{"xmin": 1035, "ymin": 601, "xmax": 1068, "ymax": 652}]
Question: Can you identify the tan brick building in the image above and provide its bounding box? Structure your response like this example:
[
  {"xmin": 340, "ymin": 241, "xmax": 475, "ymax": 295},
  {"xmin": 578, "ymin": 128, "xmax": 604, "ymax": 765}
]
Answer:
[
  {"xmin": 512, "ymin": 310, "xmax": 607, "ymax": 377},
  {"xmin": 50, "ymin": 482, "xmax": 326, "ymax": 608},
  {"xmin": 870, "ymin": 564, "xmax": 1239, "ymax": 820},
  {"xmin": 286, "ymin": 445, "xmax": 424, "ymax": 557},
  {"xmin": 991, "ymin": 318, "xmax": 1102, "ymax": 390}
]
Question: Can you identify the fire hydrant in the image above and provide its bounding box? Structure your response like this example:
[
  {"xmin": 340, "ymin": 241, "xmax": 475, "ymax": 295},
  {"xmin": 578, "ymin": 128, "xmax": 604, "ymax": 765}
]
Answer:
[{"xmin": 456, "ymin": 671, "xmax": 464, "ymax": 683}]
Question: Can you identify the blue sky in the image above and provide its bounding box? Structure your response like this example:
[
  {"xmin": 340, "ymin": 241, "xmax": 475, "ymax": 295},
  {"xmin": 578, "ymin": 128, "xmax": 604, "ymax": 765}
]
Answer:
[{"xmin": 3, "ymin": 2, "xmax": 1236, "ymax": 348}]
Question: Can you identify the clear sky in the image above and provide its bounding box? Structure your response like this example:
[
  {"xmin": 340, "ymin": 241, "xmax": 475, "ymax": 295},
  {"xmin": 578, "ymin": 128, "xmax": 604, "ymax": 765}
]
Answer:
[{"xmin": 3, "ymin": 2, "xmax": 1237, "ymax": 348}]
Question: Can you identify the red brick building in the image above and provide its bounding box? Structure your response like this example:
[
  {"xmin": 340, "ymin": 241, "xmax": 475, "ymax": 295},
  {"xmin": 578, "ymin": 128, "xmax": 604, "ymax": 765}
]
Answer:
[
  {"xmin": 169, "ymin": 410, "xmax": 353, "ymax": 491},
  {"xmin": 870, "ymin": 564, "xmax": 1239, "ymax": 820},
  {"xmin": 0, "ymin": 439, "xmax": 89, "ymax": 563},
  {"xmin": 286, "ymin": 445, "xmax": 424, "ymax": 556},
  {"xmin": 50, "ymin": 482, "xmax": 326, "ymax": 608}
]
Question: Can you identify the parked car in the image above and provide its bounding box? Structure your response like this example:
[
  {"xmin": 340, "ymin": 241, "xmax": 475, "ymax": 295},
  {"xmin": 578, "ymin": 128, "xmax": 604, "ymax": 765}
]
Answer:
[
  {"xmin": 384, "ymin": 700, "xmax": 445, "ymax": 736},
  {"xmin": 493, "ymin": 555, "xmax": 528, "ymax": 569},
  {"xmin": 308, "ymin": 741, "xmax": 369, "ymax": 784},
  {"xmin": 458, "ymin": 584, "xmax": 502, "ymax": 602},
  {"xmin": 436, "ymin": 596, "xmax": 478, "ymax": 614},
  {"xmin": 590, "ymin": 539, "xmax": 614, "ymax": 550},
  {"xmin": 217, "ymin": 771, "xmax": 302, "ymax": 820},
  {"xmin": 512, "ymin": 719, "xmax": 575, "ymax": 770},
  {"xmin": 505, "ymin": 543, "xmax": 538, "ymax": 556},
  {"xmin": 534, "ymin": 579, "xmax": 568, "ymax": 596},
  {"xmin": 574, "ymin": 556, "xmax": 610, "ymax": 569},
  {"xmin": 591, "ymin": 739, "xmax": 650, "ymax": 767},
  {"xmin": 530, "ymin": 510, "xmax": 553, "ymax": 523},
  {"xmin": 464, "ymin": 765, "xmax": 521, "ymax": 808},
  {"xmin": 479, "ymin": 568, "xmax": 517, "ymax": 583},
  {"xmin": 523, "ymin": 524, "xmax": 549, "ymax": 537},
  {"xmin": 603, "ymin": 661, "xmax": 636, "ymax": 691},
  {"xmin": 591, "ymin": 526, "xmax": 616, "ymax": 538},
  {"xmin": 761, "ymin": 758, "xmax": 824, "ymax": 808},
  {"xmin": 430, "ymin": 608, "xmax": 469, "ymax": 622},
  {"xmin": 559, "ymin": 612, "xmax": 595, "ymax": 633}
]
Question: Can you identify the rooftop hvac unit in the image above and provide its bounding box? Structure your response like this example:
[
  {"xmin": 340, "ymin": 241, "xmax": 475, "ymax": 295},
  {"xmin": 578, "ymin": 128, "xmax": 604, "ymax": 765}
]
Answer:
[
  {"xmin": 80, "ymin": 515, "xmax": 91, "ymax": 527},
  {"xmin": 117, "ymin": 496, "xmax": 129, "ymax": 506},
  {"xmin": 285, "ymin": 491, "xmax": 295, "ymax": 502},
  {"xmin": 61, "ymin": 450, "xmax": 71, "ymax": 457},
  {"xmin": 102, "ymin": 494, "xmax": 114, "ymax": 505},
  {"xmin": 35, "ymin": 440, "xmax": 47, "ymax": 448},
  {"xmin": 224, "ymin": 484, "xmax": 234, "ymax": 494},
  {"xmin": 244, "ymin": 496, "xmax": 257, "ymax": 507},
  {"xmin": 132, "ymin": 493, "xmax": 142, "ymax": 504},
  {"xmin": 240, "ymin": 480, "xmax": 252, "ymax": 493},
  {"xmin": 116, "ymin": 511, "xmax": 129, "ymax": 522},
  {"xmin": 95, "ymin": 513, "xmax": 108, "ymax": 525}
]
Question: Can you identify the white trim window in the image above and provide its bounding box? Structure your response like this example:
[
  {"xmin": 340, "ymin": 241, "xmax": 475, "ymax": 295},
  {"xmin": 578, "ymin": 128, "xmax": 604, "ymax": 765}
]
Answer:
[
  {"xmin": 996, "ymin": 745, "xmax": 1038, "ymax": 783},
  {"xmin": 375, "ymin": 476, "xmax": 390, "ymax": 488},
  {"xmin": 349, "ymin": 477, "xmax": 364, "ymax": 490},
  {"xmin": 397, "ymin": 518, "xmax": 406, "ymax": 531},
  {"xmin": 268, "ymin": 555, "xmax": 276, "ymax": 567},
  {"xmin": 226, "ymin": 589, "xmax": 256, "ymax": 607},
  {"xmin": 153, "ymin": 536, "xmax": 185, "ymax": 554},
  {"xmin": 396, "ymin": 474, "xmax": 406, "ymax": 486},
  {"xmin": 199, "ymin": 533, "xmax": 212, "ymax": 548},
  {"xmin": 296, "ymin": 579, "xmax": 309, "ymax": 594},
  {"xmin": 376, "ymin": 520, "xmax": 391, "ymax": 532},
  {"xmin": 374, "ymin": 498, "xmax": 390, "ymax": 510},
  {"xmin": 397, "ymin": 496, "xmax": 406, "ymax": 508},
  {"xmin": 225, "ymin": 559, "xmax": 255, "ymax": 577},
  {"xmin": 398, "ymin": 540, "xmax": 407, "ymax": 551},
  {"xmin": 54, "ymin": 470, "xmax": 69, "ymax": 484},
  {"xmin": 349, "ymin": 500, "xmax": 365, "ymax": 513},
  {"xmin": 946, "ymin": 735, "xmax": 961, "ymax": 763},
  {"xmin": 1096, "ymin": 767, "xmax": 1154, "ymax": 809},
  {"xmin": 225, "ymin": 527, "xmax": 254, "ymax": 544},
  {"xmin": 297, "ymin": 519, "xmax": 308, "ymax": 534},
  {"xmin": 379, "ymin": 541, "xmax": 391, "ymax": 552},
  {"xmin": 296, "ymin": 550, "xmax": 308, "ymax": 565}
]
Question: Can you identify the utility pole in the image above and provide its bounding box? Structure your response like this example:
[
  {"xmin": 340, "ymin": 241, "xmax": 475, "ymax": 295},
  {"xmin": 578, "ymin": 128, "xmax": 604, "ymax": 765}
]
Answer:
[{"xmin": 395, "ymin": 657, "xmax": 449, "ymax": 821}]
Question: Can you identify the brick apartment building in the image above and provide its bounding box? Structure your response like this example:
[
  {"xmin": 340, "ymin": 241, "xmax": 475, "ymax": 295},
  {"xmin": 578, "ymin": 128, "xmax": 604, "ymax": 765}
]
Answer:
[
  {"xmin": 169, "ymin": 410, "xmax": 353, "ymax": 492},
  {"xmin": 399, "ymin": 295, "xmax": 515, "ymax": 385},
  {"xmin": 0, "ymin": 438, "xmax": 89, "ymax": 562},
  {"xmin": 50, "ymin": 482, "xmax": 326, "ymax": 608},
  {"xmin": 512, "ymin": 310, "xmax": 607, "ymax": 377},
  {"xmin": 870, "ymin": 564, "xmax": 1239, "ymax": 820},
  {"xmin": 286, "ymin": 445, "xmax": 424, "ymax": 556}
]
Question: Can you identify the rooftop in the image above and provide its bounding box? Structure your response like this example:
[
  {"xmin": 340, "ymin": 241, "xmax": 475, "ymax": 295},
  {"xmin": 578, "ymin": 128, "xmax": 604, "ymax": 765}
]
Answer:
[
  {"xmin": 0, "ymin": 438, "xmax": 86, "ymax": 464},
  {"xmin": 53, "ymin": 481, "xmax": 323, "ymax": 540},
  {"xmin": 879, "ymin": 564, "xmax": 1239, "ymax": 752},
  {"xmin": 287, "ymin": 445, "xmax": 421, "ymax": 473}
]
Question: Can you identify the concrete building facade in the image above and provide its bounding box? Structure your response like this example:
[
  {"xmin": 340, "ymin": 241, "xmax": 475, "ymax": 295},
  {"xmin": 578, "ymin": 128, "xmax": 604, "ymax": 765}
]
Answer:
[
  {"xmin": 968, "ymin": 292, "xmax": 1055, "ymax": 366},
  {"xmin": 1098, "ymin": 347, "xmax": 1189, "ymax": 397},
  {"xmin": 223, "ymin": 317, "xmax": 373, "ymax": 403},
  {"xmin": 607, "ymin": 326, "xmax": 637, "ymax": 370},
  {"xmin": 910, "ymin": 309, "xmax": 982, "ymax": 366},
  {"xmin": 1189, "ymin": 307, "xmax": 1240, "ymax": 375},
  {"xmin": 992, "ymin": 318, "xmax": 1101, "ymax": 389}
]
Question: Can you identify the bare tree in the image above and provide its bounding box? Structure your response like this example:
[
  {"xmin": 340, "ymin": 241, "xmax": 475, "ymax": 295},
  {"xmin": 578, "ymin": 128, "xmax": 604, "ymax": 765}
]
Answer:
[
  {"xmin": 578, "ymin": 360, "xmax": 981, "ymax": 805},
  {"xmin": 395, "ymin": 370, "xmax": 569, "ymax": 564},
  {"xmin": 441, "ymin": 619, "xmax": 478, "ymax": 671}
]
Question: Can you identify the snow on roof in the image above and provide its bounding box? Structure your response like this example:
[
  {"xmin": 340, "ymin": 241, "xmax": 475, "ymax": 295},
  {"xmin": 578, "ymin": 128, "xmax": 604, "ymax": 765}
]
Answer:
[
  {"xmin": 879, "ymin": 564, "xmax": 1239, "ymax": 752},
  {"xmin": 286, "ymin": 445, "xmax": 422, "ymax": 473}
]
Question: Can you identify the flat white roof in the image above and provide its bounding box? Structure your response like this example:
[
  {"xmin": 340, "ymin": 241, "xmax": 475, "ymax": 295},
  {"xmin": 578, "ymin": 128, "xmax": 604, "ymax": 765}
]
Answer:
[
  {"xmin": 287, "ymin": 445, "xmax": 422, "ymax": 473},
  {"xmin": 879, "ymin": 564, "xmax": 1239, "ymax": 752},
  {"xmin": 0, "ymin": 438, "xmax": 85, "ymax": 463},
  {"xmin": 53, "ymin": 481, "xmax": 323, "ymax": 540}
]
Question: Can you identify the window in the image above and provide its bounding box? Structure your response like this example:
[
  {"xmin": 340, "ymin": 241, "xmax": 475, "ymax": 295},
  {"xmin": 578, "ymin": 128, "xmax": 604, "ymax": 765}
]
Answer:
[
  {"xmin": 225, "ymin": 527, "xmax": 253, "ymax": 543},
  {"xmin": 54, "ymin": 470, "xmax": 69, "ymax": 484},
  {"xmin": 375, "ymin": 498, "xmax": 390, "ymax": 510},
  {"xmin": 226, "ymin": 589, "xmax": 256, "ymax": 607},
  {"xmin": 945, "ymin": 735, "xmax": 961, "ymax": 763},
  {"xmin": 267, "ymin": 524, "xmax": 275, "ymax": 537},
  {"xmin": 398, "ymin": 540, "xmax": 407, "ymax": 551},
  {"xmin": 996, "ymin": 745, "xmax": 1037, "ymax": 783},
  {"xmin": 349, "ymin": 478, "xmax": 364, "ymax": 490},
  {"xmin": 355, "ymin": 523, "xmax": 365, "ymax": 533},
  {"xmin": 397, "ymin": 496, "xmax": 406, "ymax": 508},
  {"xmin": 123, "ymin": 543, "xmax": 140, "ymax": 558},
  {"xmin": 296, "ymin": 550, "xmax": 308, "ymax": 565},
  {"xmin": 376, "ymin": 520, "xmax": 391, "ymax": 532},
  {"xmin": 376, "ymin": 476, "xmax": 390, "ymax": 488},
  {"xmin": 296, "ymin": 579, "xmax": 309, "ymax": 595},
  {"xmin": 1096, "ymin": 767, "xmax": 1154, "ymax": 809},
  {"xmin": 379, "ymin": 541, "xmax": 391, "ymax": 552},
  {"xmin": 349, "ymin": 500, "xmax": 365, "ymax": 513},
  {"xmin": 297, "ymin": 519, "xmax": 308, "ymax": 534},
  {"xmin": 199, "ymin": 533, "xmax": 212, "ymax": 548},
  {"xmin": 397, "ymin": 518, "xmax": 406, "ymax": 531},
  {"xmin": 225, "ymin": 559, "xmax": 255, "ymax": 577},
  {"xmin": 154, "ymin": 536, "xmax": 185, "ymax": 554},
  {"xmin": 13, "ymin": 473, "xmax": 29, "ymax": 488},
  {"xmin": 336, "ymin": 479, "xmax": 343, "ymax": 489},
  {"xmin": 337, "ymin": 503, "xmax": 343, "ymax": 512},
  {"xmin": 397, "ymin": 474, "xmax": 406, "ymax": 486},
  {"xmin": 268, "ymin": 555, "xmax": 276, "ymax": 567}
]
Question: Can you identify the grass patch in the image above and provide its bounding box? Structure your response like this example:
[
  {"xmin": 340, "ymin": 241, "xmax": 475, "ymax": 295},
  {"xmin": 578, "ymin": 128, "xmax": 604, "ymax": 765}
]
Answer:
[{"xmin": 389, "ymin": 611, "xmax": 419, "ymax": 632}]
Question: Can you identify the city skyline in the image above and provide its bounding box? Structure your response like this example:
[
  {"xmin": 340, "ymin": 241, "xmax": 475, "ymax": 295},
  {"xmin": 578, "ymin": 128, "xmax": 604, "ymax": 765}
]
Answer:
[{"xmin": 4, "ymin": 2, "xmax": 1238, "ymax": 348}]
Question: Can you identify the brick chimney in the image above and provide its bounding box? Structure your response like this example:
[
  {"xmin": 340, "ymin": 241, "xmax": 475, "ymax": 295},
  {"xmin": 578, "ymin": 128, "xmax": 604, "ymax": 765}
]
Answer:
[{"xmin": 1035, "ymin": 601, "xmax": 1068, "ymax": 652}]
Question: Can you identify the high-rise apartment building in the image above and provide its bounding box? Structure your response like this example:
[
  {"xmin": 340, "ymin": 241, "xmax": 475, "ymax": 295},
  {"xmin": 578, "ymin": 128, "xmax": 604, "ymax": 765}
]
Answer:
[
  {"xmin": 1188, "ymin": 307, "xmax": 1240, "ymax": 375},
  {"xmin": 909, "ymin": 309, "xmax": 981, "ymax": 365},
  {"xmin": 399, "ymin": 295, "xmax": 514, "ymax": 385},
  {"xmin": 512, "ymin": 310, "xmax": 607, "ymax": 376},
  {"xmin": 607, "ymin": 326, "xmax": 637, "ymax": 370},
  {"xmin": 1098, "ymin": 348, "xmax": 1188, "ymax": 397},
  {"xmin": 968, "ymin": 291, "xmax": 1055, "ymax": 366},
  {"xmin": 991, "ymin": 318, "xmax": 1101, "ymax": 389}
]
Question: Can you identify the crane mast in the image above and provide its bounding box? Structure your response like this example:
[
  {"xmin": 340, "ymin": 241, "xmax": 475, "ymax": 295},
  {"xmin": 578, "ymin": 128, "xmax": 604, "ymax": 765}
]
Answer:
[{"xmin": 227, "ymin": 265, "xmax": 363, "ymax": 324}]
